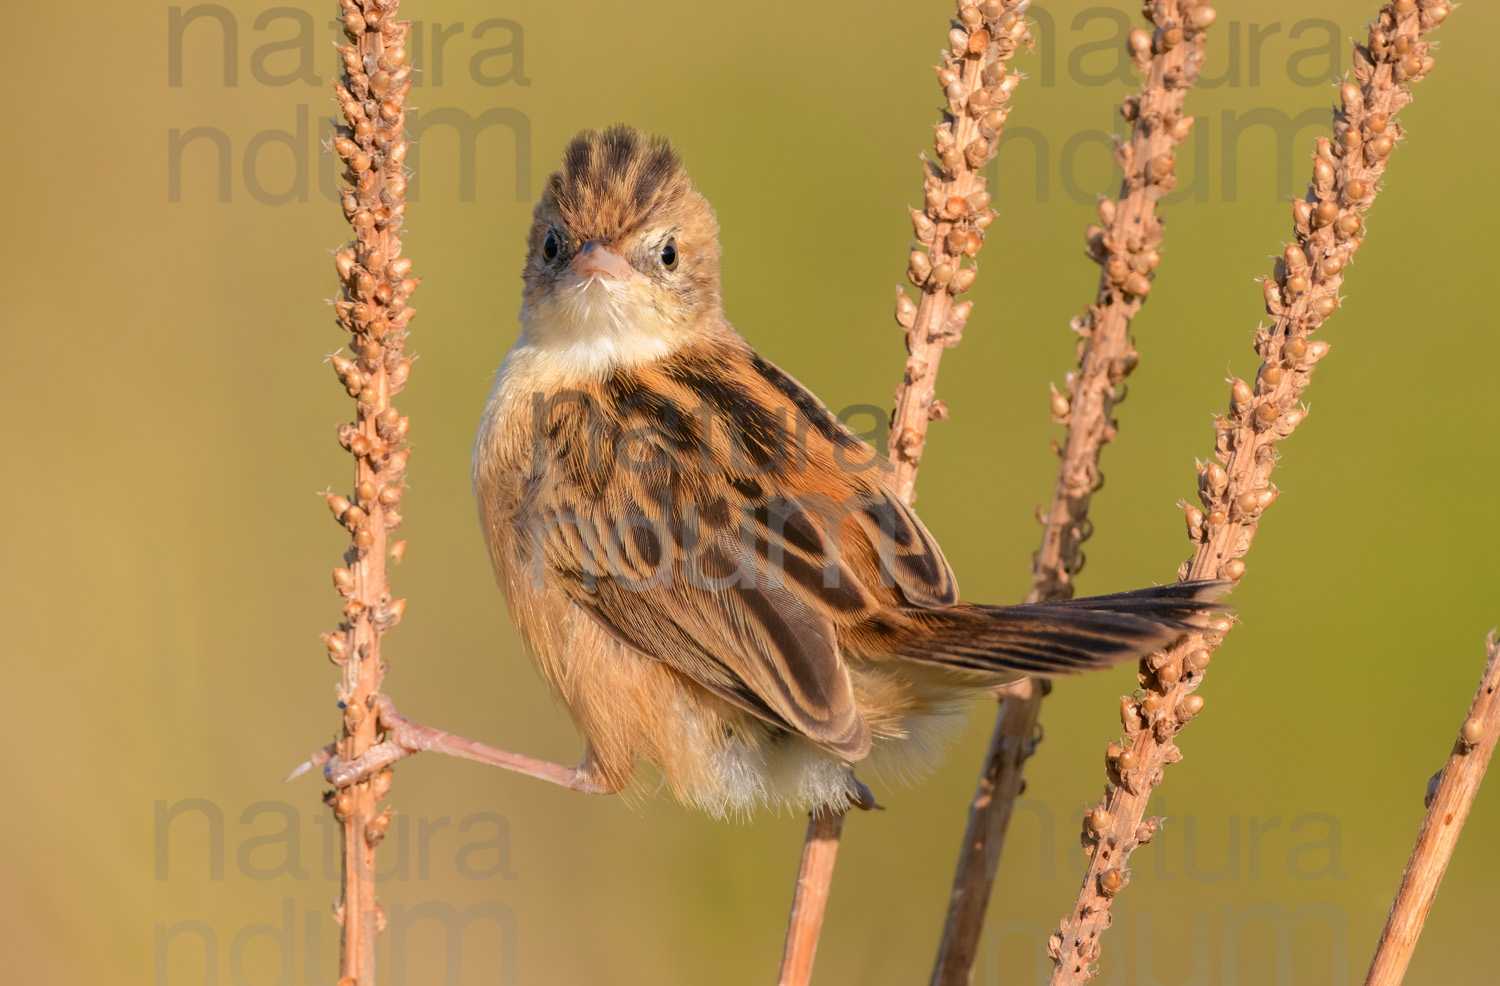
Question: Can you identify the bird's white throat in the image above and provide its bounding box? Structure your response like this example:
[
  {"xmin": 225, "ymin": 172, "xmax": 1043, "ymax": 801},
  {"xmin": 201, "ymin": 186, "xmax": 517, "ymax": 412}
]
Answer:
[{"xmin": 515, "ymin": 278, "xmax": 677, "ymax": 381}]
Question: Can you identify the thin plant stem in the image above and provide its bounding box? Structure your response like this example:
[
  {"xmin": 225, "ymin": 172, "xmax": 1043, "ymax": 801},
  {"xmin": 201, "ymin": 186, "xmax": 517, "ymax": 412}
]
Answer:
[
  {"xmin": 930, "ymin": 4, "xmax": 1213, "ymax": 982},
  {"xmin": 1364, "ymin": 632, "xmax": 1500, "ymax": 986},
  {"xmin": 321, "ymin": 2, "xmax": 420, "ymax": 982},
  {"xmin": 1048, "ymin": 3, "xmax": 1452, "ymax": 981},
  {"xmin": 777, "ymin": 1, "xmax": 1035, "ymax": 982}
]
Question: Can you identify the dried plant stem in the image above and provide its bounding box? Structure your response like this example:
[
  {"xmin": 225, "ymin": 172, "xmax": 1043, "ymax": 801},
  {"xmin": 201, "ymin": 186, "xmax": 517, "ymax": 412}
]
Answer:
[
  {"xmin": 931, "ymin": 6, "xmax": 1213, "ymax": 982},
  {"xmin": 776, "ymin": 810, "xmax": 846, "ymax": 986},
  {"xmin": 1365, "ymin": 632, "xmax": 1500, "ymax": 986},
  {"xmin": 928, "ymin": 678, "xmax": 1044, "ymax": 985},
  {"xmin": 1048, "ymin": 3, "xmax": 1451, "ymax": 982},
  {"xmin": 320, "ymin": 2, "xmax": 419, "ymax": 983},
  {"xmin": 778, "ymin": 2, "xmax": 1034, "ymax": 982},
  {"xmin": 888, "ymin": 0, "xmax": 1032, "ymax": 502}
]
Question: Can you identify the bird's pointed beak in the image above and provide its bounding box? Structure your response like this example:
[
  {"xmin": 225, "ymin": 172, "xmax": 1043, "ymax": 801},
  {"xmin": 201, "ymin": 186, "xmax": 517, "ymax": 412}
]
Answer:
[{"xmin": 568, "ymin": 240, "xmax": 633, "ymax": 285}]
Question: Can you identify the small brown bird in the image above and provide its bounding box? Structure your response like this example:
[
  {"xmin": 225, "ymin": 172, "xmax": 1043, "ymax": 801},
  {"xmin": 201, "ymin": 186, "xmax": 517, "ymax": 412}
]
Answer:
[{"xmin": 452, "ymin": 126, "xmax": 1229, "ymax": 817}]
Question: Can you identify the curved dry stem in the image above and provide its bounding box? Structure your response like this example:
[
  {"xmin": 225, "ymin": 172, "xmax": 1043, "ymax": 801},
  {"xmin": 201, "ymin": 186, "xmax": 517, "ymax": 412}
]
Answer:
[
  {"xmin": 319, "ymin": 2, "xmax": 420, "ymax": 983},
  {"xmin": 1048, "ymin": 3, "xmax": 1452, "ymax": 982},
  {"xmin": 930, "ymin": 5, "xmax": 1214, "ymax": 983},
  {"xmin": 1365, "ymin": 632, "xmax": 1500, "ymax": 986},
  {"xmin": 779, "ymin": 2, "xmax": 1037, "ymax": 983}
]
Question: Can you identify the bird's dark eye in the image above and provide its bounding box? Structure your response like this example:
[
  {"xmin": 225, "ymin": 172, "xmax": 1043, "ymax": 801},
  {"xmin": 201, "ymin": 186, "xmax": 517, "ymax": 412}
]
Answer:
[
  {"xmin": 660, "ymin": 238, "xmax": 678, "ymax": 270},
  {"xmin": 542, "ymin": 231, "xmax": 560, "ymax": 262}
]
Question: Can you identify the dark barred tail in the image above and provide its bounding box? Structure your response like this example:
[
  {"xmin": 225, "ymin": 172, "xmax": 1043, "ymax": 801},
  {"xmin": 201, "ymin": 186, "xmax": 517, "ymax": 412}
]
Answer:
[{"xmin": 885, "ymin": 579, "xmax": 1232, "ymax": 677}]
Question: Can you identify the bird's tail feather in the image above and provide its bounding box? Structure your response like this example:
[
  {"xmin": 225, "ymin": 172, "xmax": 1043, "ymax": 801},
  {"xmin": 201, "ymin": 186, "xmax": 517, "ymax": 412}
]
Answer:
[{"xmin": 885, "ymin": 579, "xmax": 1232, "ymax": 677}]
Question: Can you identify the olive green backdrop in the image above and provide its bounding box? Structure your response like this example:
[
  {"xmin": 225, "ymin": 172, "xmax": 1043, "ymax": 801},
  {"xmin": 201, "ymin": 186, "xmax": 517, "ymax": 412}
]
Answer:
[{"xmin": 5, "ymin": 1, "xmax": 1497, "ymax": 983}]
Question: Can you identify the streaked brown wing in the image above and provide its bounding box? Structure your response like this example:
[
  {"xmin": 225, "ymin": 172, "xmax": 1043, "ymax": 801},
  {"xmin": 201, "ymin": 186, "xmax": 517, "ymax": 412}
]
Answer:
[{"xmin": 535, "ymin": 488, "xmax": 872, "ymax": 758}]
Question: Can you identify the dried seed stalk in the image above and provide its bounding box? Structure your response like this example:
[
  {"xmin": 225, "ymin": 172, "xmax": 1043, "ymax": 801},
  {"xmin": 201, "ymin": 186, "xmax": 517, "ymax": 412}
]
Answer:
[
  {"xmin": 321, "ymin": 2, "xmax": 419, "ymax": 983},
  {"xmin": 1030, "ymin": 0, "xmax": 1214, "ymax": 603},
  {"xmin": 1365, "ymin": 632, "xmax": 1500, "ymax": 986},
  {"xmin": 779, "ymin": 2, "xmax": 1035, "ymax": 982},
  {"xmin": 930, "ymin": 7, "xmax": 1214, "ymax": 983},
  {"xmin": 888, "ymin": 0, "xmax": 1032, "ymax": 503},
  {"xmin": 1048, "ymin": 3, "xmax": 1451, "ymax": 982}
]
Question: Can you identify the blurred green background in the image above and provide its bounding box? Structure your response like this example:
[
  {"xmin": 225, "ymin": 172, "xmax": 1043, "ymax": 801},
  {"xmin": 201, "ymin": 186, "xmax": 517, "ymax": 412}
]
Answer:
[{"xmin": 5, "ymin": 1, "xmax": 1496, "ymax": 983}]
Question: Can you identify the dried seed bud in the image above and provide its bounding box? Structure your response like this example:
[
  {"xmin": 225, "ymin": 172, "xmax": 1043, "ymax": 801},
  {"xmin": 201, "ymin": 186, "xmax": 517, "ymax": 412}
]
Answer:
[
  {"xmin": 356, "ymin": 480, "xmax": 377, "ymax": 504},
  {"xmin": 1191, "ymin": 6, "xmax": 1217, "ymax": 29},
  {"xmin": 324, "ymin": 633, "xmax": 348, "ymax": 662},
  {"xmin": 1148, "ymin": 153, "xmax": 1175, "ymax": 184},
  {"xmin": 908, "ymin": 250, "xmax": 932, "ymax": 284},
  {"xmin": 1345, "ymin": 178, "xmax": 1368, "ymax": 200},
  {"xmin": 344, "ymin": 700, "xmax": 365, "ymax": 724},
  {"xmin": 1184, "ymin": 504, "xmax": 1204, "ymax": 537},
  {"xmin": 1320, "ymin": 255, "xmax": 1346, "ymax": 279},
  {"xmin": 1312, "ymin": 158, "xmax": 1334, "ymax": 186},
  {"xmin": 931, "ymin": 262, "xmax": 955, "ymax": 287},
  {"xmin": 1365, "ymin": 111, "xmax": 1388, "ymax": 134},
  {"xmin": 945, "ymin": 195, "xmax": 969, "ymax": 219},
  {"xmin": 948, "ymin": 28, "xmax": 970, "ymax": 55},
  {"xmin": 343, "ymin": 504, "xmax": 368, "ymax": 530},
  {"xmin": 1461, "ymin": 717, "xmax": 1483, "ymax": 747},
  {"xmin": 1050, "ymin": 389, "xmax": 1070, "ymax": 419},
  {"xmin": 389, "ymin": 539, "xmax": 407, "ymax": 565},
  {"xmin": 354, "ymin": 526, "xmax": 375, "ymax": 551},
  {"xmin": 334, "ymin": 793, "xmax": 354, "ymax": 817},
  {"xmin": 965, "ymin": 137, "xmax": 990, "ymax": 168},
  {"xmin": 1128, "ymin": 29, "xmax": 1151, "ymax": 58},
  {"xmin": 1088, "ymin": 807, "xmax": 1112, "ymax": 833},
  {"xmin": 1367, "ymin": 134, "xmax": 1394, "ymax": 159},
  {"xmin": 1222, "ymin": 559, "xmax": 1246, "ymax": 580},
  {"xmin": 1284, "ymin": 244, "xmax": 1307, "ymax": 270},
  {"xmin": 1235, "ymin": 491, "xmax": 1260, "ymax": 515},
  {"xmin": 1116, "ymin": 749, "xmax": 1137, "ymax": 773},
  {"xmin": 895, "ymin": 291, "xmax": 918, "ymax": 328},
  {"xmin": 1121, "ymin": 696, "xmax": 1143, "ymax": 732},
  {"xmin": 967, "ymin": 28, "xmax": 990, "ymax": 54},
  {"xmin": 1254, "ymin": 402, "xmax": 1279, "ymax": 427},
  {"xmin": 1307, "ymin": 340, "xmax": 1331, "ymax": 362},
  {"xmin": 1157, "ymin": 663, "xmax": 1181, "ymax": 685},
  {"xmin": 349, "ymin": 433, "xmax": 373, "ymax": 458},
  {"xmin": 910, "ymin": 207, "xmax": 936, "ymax": 241},
  {"xmin": 1184, "ymin": 649, "xmax": 1211, "ymax": 672},
  {"xmin": 327, "ymin": 493, "xmax": 352, "ymax": 520},
  {"xmin": 1141, "ymin": 694, "xmax": 1163, "ymax": 716},
  {"xmin": 951, "ymin": 267, "xmax": 977, "ymax": 293},
  {"xmin": 1284, "ymin": 336, "xmax": 1308, "ymax": 359},
  {"xmin": 1231, "ymin": 379, "xmax": 1253, "ymax": 410},
  {"xmin": 1178, "ymin": 694, "xmax": 1205, "ymax": 720},
  {"xmin": 1313, "ymin": 199, "xmax": 1339, "ymax": 227},
  {"xmin": 1284, "ymin": 273, "xmax": 1308, "ymax": 296},
  {"xmin": 332, "ymin": 567, "xmax": 355, "ymax": 592},
  {"xmin": 1292, "ymin": 200, "xmax": 1313, "ymax": 230},
  {"xmin": 936, "ymin": 66, "xmax": 959, "ymax": 88},
  {"xmin": 371, "ymin": 770, "xmax": 394, "ymax": 799},
  {"xmin": 1206, "ymin": 463, "xmax": 1228, "ymax": 490},
  {"xmin": 1105, "ymin": 255, "xmax": 1129, "ymax": 284},
  {"xmin": 1312, "ymin": 296, "xmax": 1338, "ymax": 318},
  {"xmin": 1141, "ymin": 249, "xmax": 1161, "ymax": 270},
  {"xmin": 1123, "ymin": 272, "xmax": 1152, "ymax": 296},
  {"xmin": 1161, "ymin": 27, "xmax": 1183, "ymax": 48}
]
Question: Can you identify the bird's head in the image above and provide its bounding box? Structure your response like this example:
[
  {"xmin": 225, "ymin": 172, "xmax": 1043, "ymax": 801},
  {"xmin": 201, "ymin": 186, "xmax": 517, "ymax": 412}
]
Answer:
[{"xmin": 519, "ymin": 127, "xmax": 722, "ymax": 368}]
